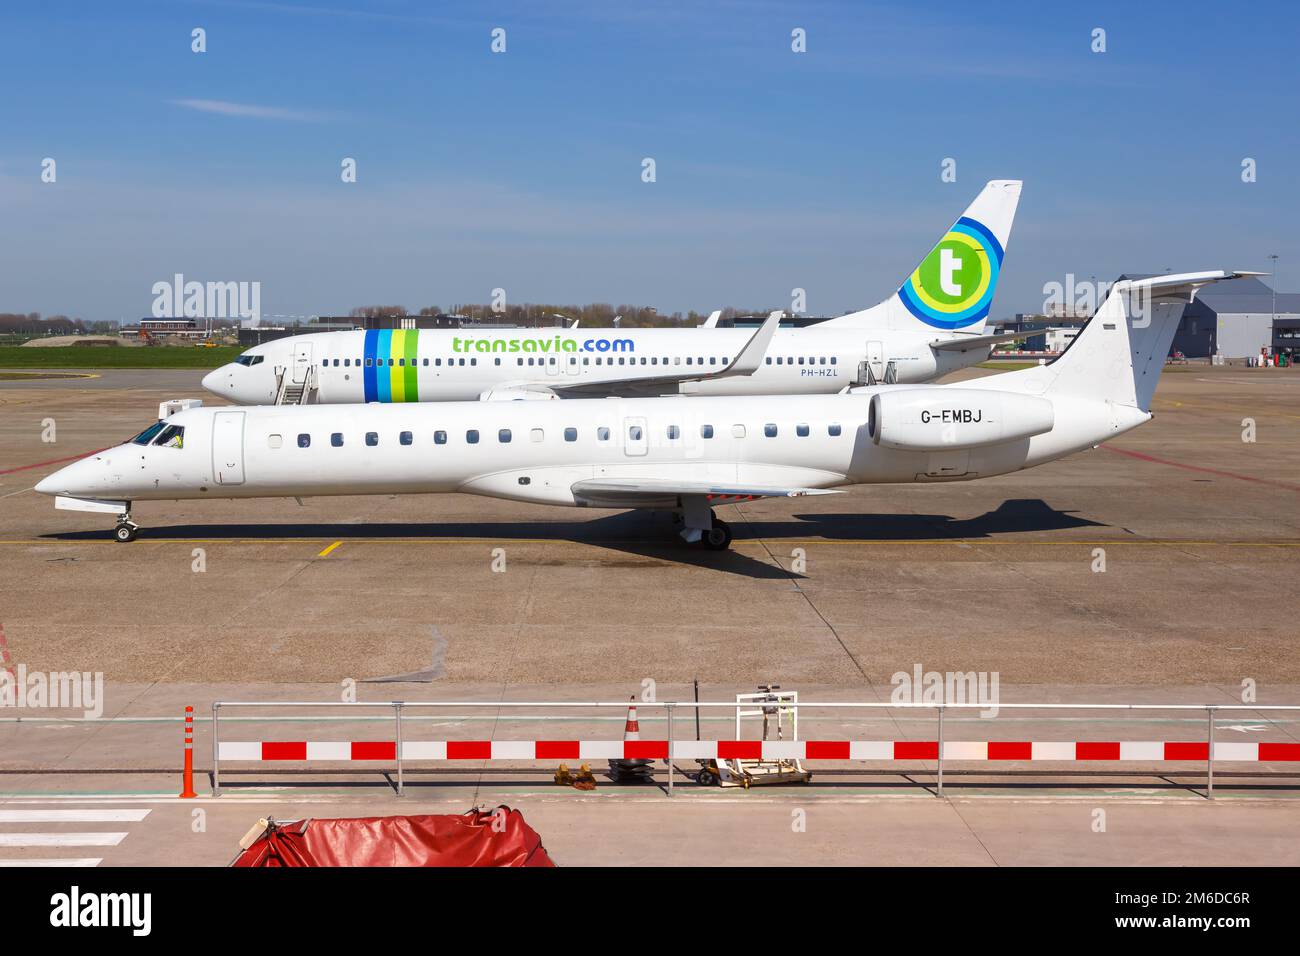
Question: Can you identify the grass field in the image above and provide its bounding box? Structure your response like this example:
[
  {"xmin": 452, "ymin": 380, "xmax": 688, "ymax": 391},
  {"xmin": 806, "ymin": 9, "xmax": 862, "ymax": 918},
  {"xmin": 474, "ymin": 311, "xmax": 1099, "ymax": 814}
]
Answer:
[{"xmin": 0, "ymin": 346, "xmax": 241, "ymax": 368}]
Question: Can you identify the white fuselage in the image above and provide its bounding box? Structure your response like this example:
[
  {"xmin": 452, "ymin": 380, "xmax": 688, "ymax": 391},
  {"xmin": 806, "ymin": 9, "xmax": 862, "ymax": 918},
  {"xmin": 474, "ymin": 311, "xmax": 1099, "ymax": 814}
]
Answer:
[
  {"xmin": 37, "ymin": 388, "xmax": 1128, "ymax": 509},
  {"xmin": 201, "ymin": 327, "xmax": 983, "ymax": 405}
]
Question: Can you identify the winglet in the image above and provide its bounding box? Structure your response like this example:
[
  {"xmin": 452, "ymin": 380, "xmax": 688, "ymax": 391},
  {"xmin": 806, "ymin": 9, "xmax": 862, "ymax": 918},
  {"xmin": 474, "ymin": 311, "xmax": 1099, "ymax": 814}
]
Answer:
[
  {"xmin": 700, "ymin": 310, "xmax": 722, "ymax": 329},
  {"xmin": 719, "ymin": 310, "xmax": 781, "ymax": 377}
]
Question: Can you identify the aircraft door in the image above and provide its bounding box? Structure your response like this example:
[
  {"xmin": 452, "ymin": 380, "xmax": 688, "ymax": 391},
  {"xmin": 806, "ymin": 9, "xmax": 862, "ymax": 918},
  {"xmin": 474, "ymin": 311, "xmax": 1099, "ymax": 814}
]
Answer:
[
  {"xmin": 292, "ymin": 341, "xmax": 313, "ymax": 384},
  {"xmin": 211, "ymin": 411, "xmax": 246, "ymax": 485},
  {"xmin": 866, "ymin": 341, "xmax": 885, "ymax": 381},
  {"xmin": 623, "ymin": 417, "xmax": 648, "ymax": 456}
]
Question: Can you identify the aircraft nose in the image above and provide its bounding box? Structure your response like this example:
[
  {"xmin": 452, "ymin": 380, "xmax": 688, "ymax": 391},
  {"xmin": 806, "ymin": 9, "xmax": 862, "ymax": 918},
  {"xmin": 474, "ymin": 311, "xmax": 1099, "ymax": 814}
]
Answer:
[
  {"xmin": 201, "ymin": 367, "xmax": 224, "ymax": 393},
  {"xmin": 34, "ymin": 453, "xmax": 110, "ymax": 497},
  {"xmin": 35, "ymin": 458, "xmax": 85, "ymax": 496}
]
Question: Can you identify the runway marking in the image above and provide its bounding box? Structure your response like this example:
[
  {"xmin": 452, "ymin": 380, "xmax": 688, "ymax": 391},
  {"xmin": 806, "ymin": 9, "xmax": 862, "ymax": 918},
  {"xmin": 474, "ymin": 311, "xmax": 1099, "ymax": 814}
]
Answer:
[
  {"xmin": 0, "ymin": 832, "xmax": 127, "ymax": 847},
  {"xmin": 317, "ymin": 541, "xmax": 343, "ymax": 558},
  {"xmin": 0, "ymin": 858, "xmax": 101, "ymax": 867},
  {"xmin": 1156, "ymin": 396, "xmax": 1300, "ymax": 421},
  {"xmin": 1104, "ymin": 445, "xmax": 1300, "ymax": 492},
  {"xmin": 0, "ymin": 446, "xmax": 110, "ymax": 476},
  {"xmin": 0, "ymin": 809, "xmax": 150, "ymax": 823},
  {"xmin": 1, "ymin": 537, "xmax": 1299, "ymax": 549}
]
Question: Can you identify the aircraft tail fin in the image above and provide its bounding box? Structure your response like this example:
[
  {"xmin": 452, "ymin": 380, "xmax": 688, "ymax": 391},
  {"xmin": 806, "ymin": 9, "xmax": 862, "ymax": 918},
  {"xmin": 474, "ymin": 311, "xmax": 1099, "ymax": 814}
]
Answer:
[
  {"xmin": 991, "ymin": 271, "xmax": 1258, "ymax": 411},
  {"xmin": 818, "ymin": 179, "xmax": 1021, "ymax": 334}
]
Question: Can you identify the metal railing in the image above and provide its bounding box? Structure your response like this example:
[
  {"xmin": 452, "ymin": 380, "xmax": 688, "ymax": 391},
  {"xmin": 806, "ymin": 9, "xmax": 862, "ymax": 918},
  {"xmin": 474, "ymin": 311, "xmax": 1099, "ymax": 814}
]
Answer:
[{"xmin": 210, "ymin": 700, "xmax": 1300, "ymax": 799}]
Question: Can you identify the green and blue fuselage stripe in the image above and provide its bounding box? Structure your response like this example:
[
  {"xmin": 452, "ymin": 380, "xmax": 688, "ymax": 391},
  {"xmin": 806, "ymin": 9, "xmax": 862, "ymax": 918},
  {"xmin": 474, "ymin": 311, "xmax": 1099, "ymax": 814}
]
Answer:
[{"xmin": 362, "ymin": 329, "xmax": 419, "ymax": 403}]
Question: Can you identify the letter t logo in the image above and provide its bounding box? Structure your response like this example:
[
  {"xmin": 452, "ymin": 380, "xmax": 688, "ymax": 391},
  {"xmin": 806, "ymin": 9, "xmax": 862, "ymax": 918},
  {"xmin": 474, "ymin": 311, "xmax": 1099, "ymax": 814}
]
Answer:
[{"xmin": 940, "ymin": 247, "xmax": 963, "ymax": 296}]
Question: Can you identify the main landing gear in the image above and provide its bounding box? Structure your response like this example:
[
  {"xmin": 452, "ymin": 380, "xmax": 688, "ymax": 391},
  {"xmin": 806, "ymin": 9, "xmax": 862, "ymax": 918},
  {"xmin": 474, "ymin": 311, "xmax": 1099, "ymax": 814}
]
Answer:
[
  {"xmin": 114, "ymin": 506, "xmax": 138, "ymax": 543},
  {"xmin": 674, "ymin": 500, "xmax": 733, "ymax": 551}
]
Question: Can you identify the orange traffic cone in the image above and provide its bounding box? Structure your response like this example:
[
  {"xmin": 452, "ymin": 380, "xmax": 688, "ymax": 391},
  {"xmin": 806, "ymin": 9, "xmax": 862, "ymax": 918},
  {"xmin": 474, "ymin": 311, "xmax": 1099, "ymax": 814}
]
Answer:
[
  {"xmin": 179, "ymin": 705, "xmax": 197, "ymax": 798},
  {"xmin": 609, "ymin": 696, "xmax": 654, "ymax": 784},
  {"xmin": 624, "ymin": 698, "xmax": 640, "ymax": 741}
]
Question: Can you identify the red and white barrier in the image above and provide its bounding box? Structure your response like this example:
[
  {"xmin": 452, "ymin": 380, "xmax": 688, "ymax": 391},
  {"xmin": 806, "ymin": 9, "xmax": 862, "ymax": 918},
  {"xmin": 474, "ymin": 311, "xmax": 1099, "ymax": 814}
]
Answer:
[{"xmin": 217, "ymin": 739, "xmax": 1300, "ymax": 763}]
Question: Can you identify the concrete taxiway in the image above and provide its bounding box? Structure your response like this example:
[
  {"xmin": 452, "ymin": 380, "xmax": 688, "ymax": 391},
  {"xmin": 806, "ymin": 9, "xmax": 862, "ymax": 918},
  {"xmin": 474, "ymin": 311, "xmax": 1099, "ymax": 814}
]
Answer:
[{"xmin": 1, "ymin": 363, "xmax": 1298, "ymax": 865}]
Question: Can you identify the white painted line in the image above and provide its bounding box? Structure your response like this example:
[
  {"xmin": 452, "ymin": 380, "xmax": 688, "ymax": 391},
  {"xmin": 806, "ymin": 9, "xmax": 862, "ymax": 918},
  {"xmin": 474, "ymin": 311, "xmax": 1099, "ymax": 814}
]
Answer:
[
  {"xmin": 0, "ymin": 858, "xmax": 102, "ymax": 867},
  {"xmin": 0, "ymin": 832, "xmax": 127, "ymax": 847},
  {"xmin": 0, "ymin": 809, "xmax": 150, "ymax": 823}
]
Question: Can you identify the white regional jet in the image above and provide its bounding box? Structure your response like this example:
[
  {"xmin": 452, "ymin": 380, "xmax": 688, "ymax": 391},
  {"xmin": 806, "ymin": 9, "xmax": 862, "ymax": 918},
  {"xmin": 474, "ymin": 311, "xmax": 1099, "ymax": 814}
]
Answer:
[
  {"xmin": 201, "ymin": 180, "xmax": 1026, "ymax": 404},
  {"xmin": 38, "ymin": 271, "xmax": 1246, "ymax": 547}
]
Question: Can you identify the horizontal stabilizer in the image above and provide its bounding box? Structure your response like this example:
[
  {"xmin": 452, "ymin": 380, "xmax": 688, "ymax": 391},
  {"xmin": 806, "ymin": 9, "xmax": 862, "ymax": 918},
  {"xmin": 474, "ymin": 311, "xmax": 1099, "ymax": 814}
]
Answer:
[{"xmin": 929, "ymin": 330, "xmax": 1041, "ymax": 352}]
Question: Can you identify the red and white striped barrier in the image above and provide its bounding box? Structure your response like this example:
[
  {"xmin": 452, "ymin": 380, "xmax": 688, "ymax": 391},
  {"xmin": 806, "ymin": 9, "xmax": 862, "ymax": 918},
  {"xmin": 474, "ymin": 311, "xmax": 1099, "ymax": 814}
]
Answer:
[{"xmin": 217, "ymin": 739, "xmax": 1300, "ymax": 762}]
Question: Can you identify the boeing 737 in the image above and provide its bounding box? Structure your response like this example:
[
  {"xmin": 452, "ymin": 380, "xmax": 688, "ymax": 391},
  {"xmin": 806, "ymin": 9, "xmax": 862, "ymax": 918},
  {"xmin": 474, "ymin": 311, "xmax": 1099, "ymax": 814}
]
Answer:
[
  {"xmin": 201, "ymin": 180, "xmax": 1026, "ymax": 404},
  {"xmin": 37, "ymin": 271, "xmax": 1249, "ymax": 547}
]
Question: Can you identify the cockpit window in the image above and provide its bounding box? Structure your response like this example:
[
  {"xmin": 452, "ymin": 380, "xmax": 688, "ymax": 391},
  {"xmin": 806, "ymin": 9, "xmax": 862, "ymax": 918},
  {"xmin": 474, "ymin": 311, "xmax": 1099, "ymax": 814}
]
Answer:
[
  {"xmin": 152, "ymin": 424, "xmax": 185, "ymax": 448},
  {"xmin": 234, "ymin": 354, "xmax": 265, "ymax": 367},
  {"xmin": 130, "ymin": 422, "xmax": 167, "ymax": 446}
]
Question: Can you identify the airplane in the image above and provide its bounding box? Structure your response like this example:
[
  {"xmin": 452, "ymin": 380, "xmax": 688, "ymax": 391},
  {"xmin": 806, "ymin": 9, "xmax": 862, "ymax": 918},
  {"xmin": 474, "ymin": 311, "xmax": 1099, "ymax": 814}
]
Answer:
[
  {"xmin": 201, "ymin": 180, "xmax": 1027, "ymax": 404},
  {"xmin": 37, "ymin": 270, "xmax": 1249, "ymax": 547}
]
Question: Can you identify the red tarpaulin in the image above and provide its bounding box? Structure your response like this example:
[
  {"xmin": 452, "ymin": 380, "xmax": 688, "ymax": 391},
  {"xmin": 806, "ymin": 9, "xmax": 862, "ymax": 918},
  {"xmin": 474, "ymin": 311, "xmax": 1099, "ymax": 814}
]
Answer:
[{"xmin": 231, "ymin": 807, "xmax": 555, "ymax": 867}]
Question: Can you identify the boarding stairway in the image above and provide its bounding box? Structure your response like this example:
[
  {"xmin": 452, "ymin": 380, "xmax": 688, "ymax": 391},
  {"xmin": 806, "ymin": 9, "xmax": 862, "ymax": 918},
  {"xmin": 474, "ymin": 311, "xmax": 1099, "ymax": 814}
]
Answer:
[
  {"xmin": 856, "ymin": 360, "xmax": 898, "ymax": 386},
  {"xmin": 275, "ymin": 366, "xmax": 317, "ymax": 405}
]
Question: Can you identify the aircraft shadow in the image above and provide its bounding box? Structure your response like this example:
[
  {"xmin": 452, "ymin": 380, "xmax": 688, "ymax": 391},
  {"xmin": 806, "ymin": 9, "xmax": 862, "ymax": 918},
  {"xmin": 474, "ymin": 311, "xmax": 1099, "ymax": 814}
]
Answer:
[{"xmin": 44, "ymin": 499, "xmax": 1104, "ymax": 580}]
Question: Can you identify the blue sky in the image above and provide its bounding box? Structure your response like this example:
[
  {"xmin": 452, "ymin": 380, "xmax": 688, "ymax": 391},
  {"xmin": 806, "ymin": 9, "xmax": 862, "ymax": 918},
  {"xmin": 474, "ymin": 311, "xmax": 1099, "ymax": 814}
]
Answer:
[{"xmin": 2, "ymin": 0, "xmax": 1296, "ymax": 323}]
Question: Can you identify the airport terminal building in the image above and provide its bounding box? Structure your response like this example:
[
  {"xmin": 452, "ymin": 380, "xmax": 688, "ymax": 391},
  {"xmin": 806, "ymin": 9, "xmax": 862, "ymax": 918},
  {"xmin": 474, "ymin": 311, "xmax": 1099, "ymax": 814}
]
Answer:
[{"xmin": 1170, "ymin": 275, "xmax": 1300, "ymax": 359}]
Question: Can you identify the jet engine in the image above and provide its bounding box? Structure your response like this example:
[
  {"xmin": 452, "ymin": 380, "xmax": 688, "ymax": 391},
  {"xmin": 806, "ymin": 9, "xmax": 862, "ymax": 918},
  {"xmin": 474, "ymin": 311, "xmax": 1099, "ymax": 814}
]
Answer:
[{"xmin": 868, "ymin": 388, "xmax": 1054, "ymax": 452}]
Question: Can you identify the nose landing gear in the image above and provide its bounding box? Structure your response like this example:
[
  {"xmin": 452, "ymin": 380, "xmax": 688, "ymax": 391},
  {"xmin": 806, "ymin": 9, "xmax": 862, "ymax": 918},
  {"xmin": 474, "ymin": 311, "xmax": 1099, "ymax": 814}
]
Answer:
[{"xmin": 114, "ymin": 507, "xmax": 138, "ymax": 543}]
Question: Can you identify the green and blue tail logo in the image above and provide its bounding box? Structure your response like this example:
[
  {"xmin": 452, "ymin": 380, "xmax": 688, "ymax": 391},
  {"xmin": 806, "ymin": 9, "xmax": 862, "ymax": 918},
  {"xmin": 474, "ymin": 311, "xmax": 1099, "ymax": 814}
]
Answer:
[{"xmin": 897, "ymin": 216, "xmax": 1004, "ymax": 330}]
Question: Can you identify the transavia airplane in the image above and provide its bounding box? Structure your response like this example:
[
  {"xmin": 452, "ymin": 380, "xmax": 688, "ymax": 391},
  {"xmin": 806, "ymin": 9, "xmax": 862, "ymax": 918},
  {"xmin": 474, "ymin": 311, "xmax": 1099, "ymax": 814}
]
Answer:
[
  {"xmin": 201, "ymin": 180, "xmax": 1027, "ymax": 404},
  {"xmin": 38, "ymin": 271, "xmax": 1250, "ymax": 548}
]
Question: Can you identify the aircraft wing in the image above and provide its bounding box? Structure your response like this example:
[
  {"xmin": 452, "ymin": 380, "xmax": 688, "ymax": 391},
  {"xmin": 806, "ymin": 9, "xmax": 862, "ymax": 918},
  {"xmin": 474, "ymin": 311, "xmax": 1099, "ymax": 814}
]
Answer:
[
  {"xmin": 480, "ymin": 310, "xmax": 782, "ymax": 400},
  {"xmin": 572, "ymin": 477, "xmax": 840, "ymax": 508},
  {"xmin": 929, "ymin": 330, "xmax": 1043, "ymax": 352}
]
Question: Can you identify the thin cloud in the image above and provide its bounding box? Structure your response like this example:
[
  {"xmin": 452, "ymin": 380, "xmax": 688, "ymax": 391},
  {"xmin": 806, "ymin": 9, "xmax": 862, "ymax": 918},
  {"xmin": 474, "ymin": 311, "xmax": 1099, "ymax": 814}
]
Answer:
[{"xmin": 170, "ymin": 99, "xmax": 328, "ymax": 122}]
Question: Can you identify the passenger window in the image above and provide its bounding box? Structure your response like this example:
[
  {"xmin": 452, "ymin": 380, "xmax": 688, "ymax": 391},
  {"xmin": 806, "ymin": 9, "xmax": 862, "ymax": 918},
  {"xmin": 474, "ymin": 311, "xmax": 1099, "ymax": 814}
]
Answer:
[
  {"xmin": 667, "ymin": 425, "xmax": 679, "ymax": 439},
  {"xmin": 331, "ymin": 433, "xmax": 343, "ymax": 447},
  {"xmin": 423, "ymin": 358, "xmax": 429, "ymax": 366},
  {"xmin": 365, "ymin": 432, "xmax": 379, "ymax": 446},
  {"xmin": 796, "ymin": 424, "xmax": 809, "ymax": 437},
  {"xmin": 829, "ymin": 424, "xmax": 842, "ymax": 437},
  {"xmin": 466, "ymin": 429, "xmax": 479, "ymax": 444},
  {"xmin": 776, "ymin": 357, "xmax": 783, "ymax": 365},
  {"xmin": 400, "ymin": 431, "xmax": 413, "ymax": 446},
  {"xmin": 298, "ymin": 433, "xmax": 311, "ymax": 448},
  {"xmin": 398, "ymin": 358, "xmax": 405, "ymax": 366},
  {"xmin": 365, "ymin": 358, "xmax": 373, "ymax": 367},
  {"xmin": 499, "ymin": 429, "xmax": 512, "ymax": 443},
  {"xmin": 564, "ymin": 427, "xmax": 577, "ymax": 442},
  {"xmin": 268, "ymin": 434, "xmax": 283, "ymax": 449},
  {"xmin": 628, "ymin": 425, "xmax": 642, "ymax": 441},
  {"xmin": 344, "ymin": 359, "xmax": 350, "ymax": 367},
  {"xmin": 831, "ymin": 357, "xmax": 837, "ymax": 365},
  {"xmin": 764, "ymin": 424, "xmax": 778, "ymax": 437},
  {"xmin": 530, "ymin": 428, "xmax": 544, "ymax": 443},
  {"xmin": 434, "ymin": 430, "xmax": 447, "ymax": 445},
  {"xmin": 495, "ymin": 358, "xmax": 501, "ymax": 366},
  {"xmin": 765, "ymin": 357, "xmax": 772, "ymax": 365},
  {"xmin": 732, "ymin": 424, "xmax": 746, "ymax": 438},
  {"xmin": 700, "ymin": 424, "xmax": 714, "ymax": 439},
  {"xmin": 597, "ymin": 427, "xmax": 610, "ymax": 441}
]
